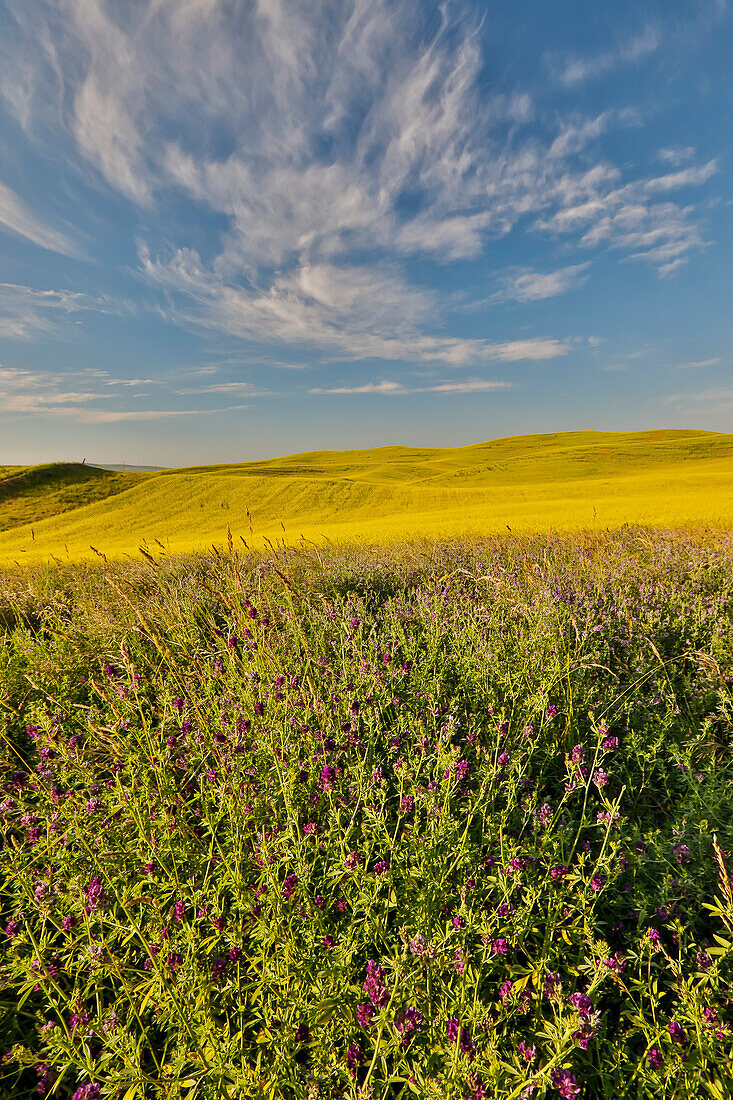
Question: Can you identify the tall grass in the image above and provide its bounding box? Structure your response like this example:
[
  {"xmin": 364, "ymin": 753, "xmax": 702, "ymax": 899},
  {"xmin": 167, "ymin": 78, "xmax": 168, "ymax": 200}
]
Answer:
[{"xmin": 1, "ymin": 528, "xmax": 732, "ymax": 1098}]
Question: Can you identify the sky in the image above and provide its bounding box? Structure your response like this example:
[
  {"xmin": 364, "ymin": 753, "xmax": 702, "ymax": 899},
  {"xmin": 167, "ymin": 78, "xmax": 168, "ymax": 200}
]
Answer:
[{"xmin": 0, "ymin": 0, "xmax": 732, "ymax": 467}]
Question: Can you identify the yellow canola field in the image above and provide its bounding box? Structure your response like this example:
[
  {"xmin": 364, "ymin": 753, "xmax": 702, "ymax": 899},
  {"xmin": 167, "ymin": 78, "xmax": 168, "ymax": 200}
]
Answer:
[{"xmin": 1, "ymin": 429, "xmax": 732, "ymax": 565}]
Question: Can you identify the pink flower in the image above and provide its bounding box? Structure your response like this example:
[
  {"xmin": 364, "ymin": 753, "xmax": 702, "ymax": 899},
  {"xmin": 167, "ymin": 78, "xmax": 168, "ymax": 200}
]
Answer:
[
  {"xmin": 362, "ymin": 961, "xmax": 388, "ymax": 1007},
  {"xmin": 551, "ymin": 1069, "xmax": 580, "ymax": 1097}
]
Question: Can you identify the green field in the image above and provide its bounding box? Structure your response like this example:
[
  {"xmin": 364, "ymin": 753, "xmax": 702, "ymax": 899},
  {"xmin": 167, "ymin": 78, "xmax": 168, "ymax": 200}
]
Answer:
[{"xmin": 1, "ymin": 429, "xmax": 732, "ymax": 565}]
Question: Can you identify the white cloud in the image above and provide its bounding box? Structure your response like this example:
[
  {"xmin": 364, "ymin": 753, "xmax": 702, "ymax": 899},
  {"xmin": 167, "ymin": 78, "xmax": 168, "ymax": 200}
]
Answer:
[
  {"xmin": 657, "ymin": 258, "xmax": 689, "ymax": 278},
  {"xmin": 552, "ymin": 26, "xmax": 660, "ymax": 86},
  {"xmin": 310, "ymin": 377, "xmax": 514, "ymax": 395},
  {"xmin": 0, "ymin": 282, "xmax": 98, "ymax": 339},
  {"xmin": 658, "ymin": 146, "xmax": 696, "ymax": 166},
  {"xmin": 48, "ymin": 406, "xmax": 249, "ymax": 423},
  {"xmin": 141, "ymin": 246, "xmax": 569, "ymax": 365},
  {"xmin": 0, "ymin": 180, "xmax": 78, "ymax": 255},
  {"xmin": 0, "ymin": 363, "xmax": 249, "ymax": 421},
  {"xmin": 664, "ymin": 388, "xmax": 733, "ymax": 408},
  {"xmin": 311, "ymin": 380, "xmax": 407, "ymax": 395},
  {"xmin": 643, "ymin": 160, "xmax": 718, "ymax": 193},
  {"xmin": 675, "ymin": 357, "xmax": 721, "ymax": 370},
  {"xmin": 0, "ymin": 0, "xmax": 721, "ymax": 363},
  {"xmin": 494, "ymin": 264, "xmax": 591, "ymax": 302},
  {"xmin": 176, "ymin": 382, "xmax": 268, "ymax": 395},
  {"xmin": 427, "ymin": 379, "xmax": 514, "ymax": 393},
  {"xmin": 539, "ymin": 169, "xmax": 715, "ymax": 276},
  {"xmin": 0, "ymin": 282, "xmax": 139, "ymax": 341}
]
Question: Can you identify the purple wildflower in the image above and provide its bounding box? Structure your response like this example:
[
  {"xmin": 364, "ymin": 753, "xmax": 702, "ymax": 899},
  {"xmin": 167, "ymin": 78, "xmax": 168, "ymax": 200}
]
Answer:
[
  {"xmin": 355, "ymin": 1003, "xmax": 375, "ymax": 1029},
  {"xmin": 551, "ymin": 1069, "xmax": 580, "ymax": 1098},
  {"xmin": 647, "ymin": 1048, "xmax": 663, "ymax": 1070},
  {"xmin": 320, "ymin": 765, "xmax": 337, "ymax": 791},
  {"xmin": 373, "ymin": 860, "xmax": 389, "ymax": 875},
  {"xmin": 84, "ymin": 876, "xmax": 105, "ymax": 912},
  {"xmin": 394, "ymin": 1006, "xmax": 424, "ymax": 1045},
  {"xmin": 362, "ymin": 961, "xmax": 388, "ymax": 1007},
  {"xmin": 72, "ymin": 1086, "xmax": 101, "ymax": 1100},
  {"xmin": 446, "ymin": 1017, "xmax": 475, "ymax": 1058},
  {"xmin": 165, "ymin": 952, "xmax": 183, "ymax": 973},
  {"xmin": 492, "ymin": 938, "xmax": 509, "ymax": 956},
  {"xmin": 550, "ymin": 864, "xmax": 569, "ymax": 882},
  {"xmin": 455, "ymin": 760, "xmax": 470, "ymax": 783},
  {"xmin": 569, "ymin": 992, "xmax": 594, "ymax": 1017},
  {"xmin": 346, "ymin": 1042, "xmax": 364, "ymax": 1073},
  {"xmin": 211, "ymin": 957, "xmax": 227, "ymax": 982},
  {"xmin": 282, "ymin": 873, "xmax": 298, "ymax": 900},
  {"xmin": 668, "ymin": 1020, "xmax": 687, "ymax": 1045},
  {"xmin": 543, "ymin": 972, "xmax": 562, "ymax": 1000}
]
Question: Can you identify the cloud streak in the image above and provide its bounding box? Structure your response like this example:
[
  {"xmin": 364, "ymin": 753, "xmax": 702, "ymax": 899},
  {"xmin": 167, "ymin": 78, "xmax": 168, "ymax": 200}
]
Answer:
[
  {"xmin": 310, "ymin": 378, "xmax": 515, "ymax": 395},
  {"xmin": 0, "ymin": 364, "xmax": 248, "ymax": 421},
  {"xmin": 493, "ymin": 264, "xmax": 591, "ymax": 303},
  {"xmin": 552, "ymin": 27, "xmax": 660, "ymax": 86},
  {"xmin": 0, "ymin": 179, "xmax": 78, "ymax": 256}
]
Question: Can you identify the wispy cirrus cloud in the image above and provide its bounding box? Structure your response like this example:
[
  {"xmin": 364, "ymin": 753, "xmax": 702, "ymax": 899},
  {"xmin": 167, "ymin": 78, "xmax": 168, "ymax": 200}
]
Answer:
[
  {"xmin": 0, "ymin": 282, "xmax": 140, "ymax": 341},
  {"xmin": 537, "ymin": 162, "xmax": 717, "ymax": 276},
  {"xmin": 0, "ymin": 0, "xmax": 723, "ymax": 375},
  {"xmin": 0, "ymin": 282, "xmax": 95, "ymax": 339},
  {"xmin": 550, "ymin": 26, "xmax": 660, "ymax": 87},
  {"xmin": 658, "ymin": 146, "xmax": 696, "ymax": 167},
  {"xmin": 0, "ymin": 179, "xmax": 79, "ymax": 256},
  {"xmin": 48, "ymin": 406, "xmax": 250, "ymax": 423},
  {"xmin": 310, "ymin": 378, "xmax": 514, "ymax": 395},
  {"xmin": 176, "ymin": 382, "xmax": 269, "ymax": 396},
  {"xmin": 493, "ymin": 264, "xmax": 591, "ymax": 303},
  {"xmin": 664, "ymin": 388, "xmax": 733, "ymax": 409},
  {"xmin": 674, "ymin": 357, "xmax": 722, "ymax": 370},
  {"xmin": 0, "ymin": 364, "xmax": 247, "ymax": 421},
  {"xmin": 140, "ymin": 248, "xmax": 569, "ymax": 365}
]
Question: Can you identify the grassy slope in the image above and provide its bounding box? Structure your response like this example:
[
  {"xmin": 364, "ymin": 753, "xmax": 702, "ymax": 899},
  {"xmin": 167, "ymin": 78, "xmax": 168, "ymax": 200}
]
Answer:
[
  {"xmin": 1, "ymin": 429, "xmax": 732, "ymax": 564},
  {"xmin": 0, "ymin": 463, "xmax": 148, "ymax": 534}
]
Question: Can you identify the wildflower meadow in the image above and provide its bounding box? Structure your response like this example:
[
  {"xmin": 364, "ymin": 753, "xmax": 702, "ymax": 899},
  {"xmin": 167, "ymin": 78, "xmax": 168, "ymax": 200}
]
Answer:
[{"xmin": 1, "ymin": 528, "xmax": 732, "ymax": 1099}]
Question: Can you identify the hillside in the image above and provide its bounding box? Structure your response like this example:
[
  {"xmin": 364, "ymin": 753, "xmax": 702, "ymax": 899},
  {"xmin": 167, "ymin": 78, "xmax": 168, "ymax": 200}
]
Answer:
[
  {"xmin": 0, "ymin": 463, "xmax": 149, "ymax": 534},
  {"xmin": 1, "ymin": 429, "xmax": 732, "ymax": 565}
]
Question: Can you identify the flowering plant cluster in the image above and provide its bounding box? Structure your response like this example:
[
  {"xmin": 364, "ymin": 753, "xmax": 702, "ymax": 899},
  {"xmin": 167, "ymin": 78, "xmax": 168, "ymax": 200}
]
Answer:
[{"xmin": 1, "ymin": 528, "xmax": 733, "ymax": 1098}]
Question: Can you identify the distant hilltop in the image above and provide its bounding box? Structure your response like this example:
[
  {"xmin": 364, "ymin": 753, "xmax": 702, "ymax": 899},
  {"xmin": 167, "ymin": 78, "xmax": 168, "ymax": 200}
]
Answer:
[{"xmin": 90, "ymin": 463, "xmax": 168, "ymax": 472}]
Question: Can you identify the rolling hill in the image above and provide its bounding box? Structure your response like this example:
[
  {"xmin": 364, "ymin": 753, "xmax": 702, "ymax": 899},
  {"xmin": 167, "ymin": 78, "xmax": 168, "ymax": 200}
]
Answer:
[{"xmin": 1, "ymin": 429, "xmax": 732, "ymax": 565}]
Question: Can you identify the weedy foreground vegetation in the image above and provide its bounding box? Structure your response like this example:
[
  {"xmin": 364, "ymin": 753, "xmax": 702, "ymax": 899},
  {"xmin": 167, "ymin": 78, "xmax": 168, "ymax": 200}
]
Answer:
[{"xmin": 1, "ymin": 528, "xmax": 733, "ymax": 1099}]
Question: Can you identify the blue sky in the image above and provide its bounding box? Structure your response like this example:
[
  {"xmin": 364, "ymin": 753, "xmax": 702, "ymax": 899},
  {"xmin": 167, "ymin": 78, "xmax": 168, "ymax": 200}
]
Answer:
[{"xmin": 0, "ymin": 0, "xmax": 732, "ymax": 466}]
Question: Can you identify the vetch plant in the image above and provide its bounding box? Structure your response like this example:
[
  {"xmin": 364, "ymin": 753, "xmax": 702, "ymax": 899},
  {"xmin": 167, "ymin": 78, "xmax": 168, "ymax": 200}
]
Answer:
[{"xmin": 0, "ymin": 528, "xmax": 732, "ymax": 1097}]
